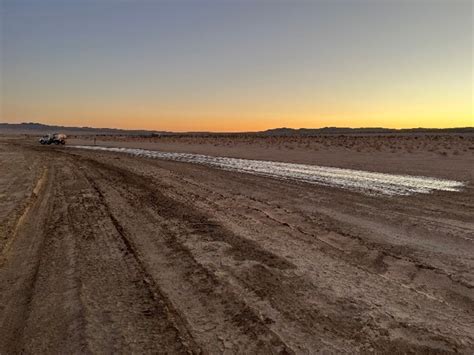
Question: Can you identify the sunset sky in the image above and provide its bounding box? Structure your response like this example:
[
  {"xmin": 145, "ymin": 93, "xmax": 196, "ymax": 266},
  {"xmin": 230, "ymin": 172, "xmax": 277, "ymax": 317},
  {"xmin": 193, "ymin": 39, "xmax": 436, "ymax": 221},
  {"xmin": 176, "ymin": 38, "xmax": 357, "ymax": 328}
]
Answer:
[{"xmin": 1, "ymin": 0, "xmax": 472, "ymax": 132}]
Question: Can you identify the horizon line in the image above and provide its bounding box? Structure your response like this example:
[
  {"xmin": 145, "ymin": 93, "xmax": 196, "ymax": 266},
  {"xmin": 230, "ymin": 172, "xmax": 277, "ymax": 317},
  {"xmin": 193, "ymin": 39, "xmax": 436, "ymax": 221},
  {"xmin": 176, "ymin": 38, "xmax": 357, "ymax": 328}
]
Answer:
[{"xmin": 1, "ymin": 121, "xmax": 473, "ymax": 134}]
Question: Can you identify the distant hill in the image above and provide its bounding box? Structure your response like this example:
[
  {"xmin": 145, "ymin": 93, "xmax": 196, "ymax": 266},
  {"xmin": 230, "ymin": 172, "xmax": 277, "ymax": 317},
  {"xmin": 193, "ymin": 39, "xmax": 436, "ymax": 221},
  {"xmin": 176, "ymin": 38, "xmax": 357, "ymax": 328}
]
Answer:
[
  {"xmin": 1, "ymin": 122, "xmax": 472, "ymax": 136},
  {"xmin": 0, "ymin": 122, "xmax": 170, "ymax": 136},
  {"xmin": 260, "ymin": 127, "xmax": 474, "ymax": 136}
]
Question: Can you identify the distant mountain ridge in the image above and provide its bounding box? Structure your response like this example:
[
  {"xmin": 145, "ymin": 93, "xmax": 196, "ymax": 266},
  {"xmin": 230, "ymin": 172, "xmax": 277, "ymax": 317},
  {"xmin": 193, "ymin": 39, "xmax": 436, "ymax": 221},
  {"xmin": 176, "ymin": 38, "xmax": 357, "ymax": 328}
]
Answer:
[
  {"xmin": 1, "ymin": 122, "xmax": 472, "ymax": 136},
  {"xmin": 261, "ymin": 127, "xmax": 474, "ymax": 136},
  {"xmin": 0, "ymin": 122, "xmax": 169, "ymax": 136}
]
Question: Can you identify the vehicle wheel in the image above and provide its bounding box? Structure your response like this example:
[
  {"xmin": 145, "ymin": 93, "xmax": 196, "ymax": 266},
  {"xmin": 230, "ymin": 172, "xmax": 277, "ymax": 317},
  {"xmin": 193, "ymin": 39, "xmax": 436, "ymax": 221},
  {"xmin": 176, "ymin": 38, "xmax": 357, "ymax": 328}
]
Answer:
[{"xmin": 60, "ymin": 140, "xmax": 65, "ymax": 145}]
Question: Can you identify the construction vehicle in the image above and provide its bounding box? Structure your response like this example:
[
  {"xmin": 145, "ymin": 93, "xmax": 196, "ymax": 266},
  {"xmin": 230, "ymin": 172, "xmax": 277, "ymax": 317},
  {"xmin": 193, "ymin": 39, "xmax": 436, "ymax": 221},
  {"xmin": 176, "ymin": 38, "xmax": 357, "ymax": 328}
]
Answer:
[{"xmin": 39, "ymin": 133, "xmax": 67, "ymax": 145}]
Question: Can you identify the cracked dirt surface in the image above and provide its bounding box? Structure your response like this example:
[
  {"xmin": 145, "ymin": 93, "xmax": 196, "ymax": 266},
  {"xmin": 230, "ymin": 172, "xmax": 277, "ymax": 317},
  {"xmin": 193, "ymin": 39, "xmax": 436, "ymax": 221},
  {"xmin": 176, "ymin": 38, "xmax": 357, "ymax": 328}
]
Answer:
[{"xmin": 0, "ymin": 137, "xmax": 473, "ymax": 354}]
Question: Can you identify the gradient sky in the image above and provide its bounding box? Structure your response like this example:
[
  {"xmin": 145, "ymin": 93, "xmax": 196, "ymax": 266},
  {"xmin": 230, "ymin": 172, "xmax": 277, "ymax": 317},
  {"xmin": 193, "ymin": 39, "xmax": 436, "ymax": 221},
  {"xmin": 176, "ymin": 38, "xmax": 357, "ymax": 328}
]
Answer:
[{"xmin": 1, "ymin": 0, "xmax": 472, "ymax": 131}]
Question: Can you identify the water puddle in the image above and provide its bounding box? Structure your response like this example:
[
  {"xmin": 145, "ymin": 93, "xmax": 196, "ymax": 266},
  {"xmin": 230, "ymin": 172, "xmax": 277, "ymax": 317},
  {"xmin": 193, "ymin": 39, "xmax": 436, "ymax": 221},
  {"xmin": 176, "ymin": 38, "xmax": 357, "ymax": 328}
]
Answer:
[{"xmin": 70, "ymin": 145, "xmax": 464, "ymax": 196}]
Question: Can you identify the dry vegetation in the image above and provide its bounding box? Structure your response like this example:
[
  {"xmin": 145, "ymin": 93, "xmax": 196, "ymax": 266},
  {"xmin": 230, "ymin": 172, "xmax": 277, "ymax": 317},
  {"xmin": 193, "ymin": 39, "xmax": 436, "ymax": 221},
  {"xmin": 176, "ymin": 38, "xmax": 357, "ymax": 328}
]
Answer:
[{"xmin": 71, "ymin": 134, "xmax": 474, "ymax": 156}]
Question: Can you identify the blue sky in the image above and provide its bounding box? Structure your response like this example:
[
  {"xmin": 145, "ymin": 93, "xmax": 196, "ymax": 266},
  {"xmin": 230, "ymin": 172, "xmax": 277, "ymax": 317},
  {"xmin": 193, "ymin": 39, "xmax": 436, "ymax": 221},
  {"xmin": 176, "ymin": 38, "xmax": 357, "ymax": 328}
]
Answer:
[{"xmin": 1, "ymin": 0, "xmax": 472, "ymax": 131}]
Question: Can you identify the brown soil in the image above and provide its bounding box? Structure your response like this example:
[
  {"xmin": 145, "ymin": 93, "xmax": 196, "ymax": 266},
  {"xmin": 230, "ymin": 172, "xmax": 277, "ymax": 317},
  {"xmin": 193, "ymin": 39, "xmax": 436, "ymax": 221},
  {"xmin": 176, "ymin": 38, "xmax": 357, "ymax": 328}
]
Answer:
[{"xmin": 1, "ymin": 135, "xmax": 473, "ymax": 354}]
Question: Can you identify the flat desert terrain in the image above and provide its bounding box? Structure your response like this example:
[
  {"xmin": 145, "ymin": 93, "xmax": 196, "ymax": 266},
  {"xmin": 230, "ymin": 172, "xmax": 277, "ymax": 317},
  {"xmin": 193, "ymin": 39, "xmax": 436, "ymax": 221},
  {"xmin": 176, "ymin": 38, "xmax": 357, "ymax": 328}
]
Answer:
[{"xmin": 1, "ymin": 134, "xmax": 473, "ymax": 353}]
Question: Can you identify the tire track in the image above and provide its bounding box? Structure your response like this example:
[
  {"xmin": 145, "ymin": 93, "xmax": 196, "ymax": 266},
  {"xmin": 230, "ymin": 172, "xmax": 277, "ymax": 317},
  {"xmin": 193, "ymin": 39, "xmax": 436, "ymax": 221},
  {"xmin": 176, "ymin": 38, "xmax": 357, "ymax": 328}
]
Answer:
[
  {"xmin": 60, "ymin": 162, "xmax": 195, "ymax": 353},
  {"xmin": 0, "ymin": 166, "xmax": 48, "ymax": 265},
  {"xmin": 83, "ymin": 172, "xmax": 199, "ymax": 353},
  {"xmin": 0, "ymin": 164, "xmax": 54, "ymax": 353},
  {"xmin": 81, "ymin": 158, "xmax": 294, "ymax": 353}
]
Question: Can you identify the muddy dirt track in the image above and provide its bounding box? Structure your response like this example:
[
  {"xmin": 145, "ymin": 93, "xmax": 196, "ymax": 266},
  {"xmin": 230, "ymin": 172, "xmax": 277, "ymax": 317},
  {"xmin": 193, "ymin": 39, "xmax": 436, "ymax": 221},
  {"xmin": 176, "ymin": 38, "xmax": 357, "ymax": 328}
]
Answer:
[{"xmin": 1, "ymin": 138, "xmax": 473, "ymax": 354}]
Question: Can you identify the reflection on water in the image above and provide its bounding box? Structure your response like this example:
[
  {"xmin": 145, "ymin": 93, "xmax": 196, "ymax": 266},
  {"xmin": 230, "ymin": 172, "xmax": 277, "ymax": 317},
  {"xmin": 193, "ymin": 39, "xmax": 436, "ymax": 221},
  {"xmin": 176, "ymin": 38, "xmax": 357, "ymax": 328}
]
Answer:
[{"xmin": 71, "ymin": 146, "xmax": 464, "ymax": 196}]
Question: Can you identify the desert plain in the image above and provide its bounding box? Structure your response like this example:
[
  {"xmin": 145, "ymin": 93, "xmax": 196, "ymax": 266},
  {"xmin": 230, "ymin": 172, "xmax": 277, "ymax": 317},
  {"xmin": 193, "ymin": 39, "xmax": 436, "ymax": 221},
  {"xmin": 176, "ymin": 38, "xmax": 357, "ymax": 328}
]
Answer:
[{"xmin": 0, "ymin": 133, "xmax": 473, "ymax": 353}]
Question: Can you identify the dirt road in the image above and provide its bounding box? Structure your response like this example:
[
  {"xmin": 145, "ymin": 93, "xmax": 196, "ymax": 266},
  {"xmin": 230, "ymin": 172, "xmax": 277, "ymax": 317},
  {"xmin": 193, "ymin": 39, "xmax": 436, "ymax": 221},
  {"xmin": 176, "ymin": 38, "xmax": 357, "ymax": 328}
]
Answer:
[{"xmin": 1, "ymin": 137, "xmax": 473, "ymax": 353}]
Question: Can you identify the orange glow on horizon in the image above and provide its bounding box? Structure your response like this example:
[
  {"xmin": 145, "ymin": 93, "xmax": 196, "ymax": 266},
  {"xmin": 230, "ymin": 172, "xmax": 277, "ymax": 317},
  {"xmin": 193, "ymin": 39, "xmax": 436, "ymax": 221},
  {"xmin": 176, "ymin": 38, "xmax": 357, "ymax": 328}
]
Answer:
[
  {"xmin": 2, "ymin": 111, "xmax": 472, "ymax": 132},
  {"xmin": 2, "ymin": 96, "xmax": 472, "ymax": 132}
]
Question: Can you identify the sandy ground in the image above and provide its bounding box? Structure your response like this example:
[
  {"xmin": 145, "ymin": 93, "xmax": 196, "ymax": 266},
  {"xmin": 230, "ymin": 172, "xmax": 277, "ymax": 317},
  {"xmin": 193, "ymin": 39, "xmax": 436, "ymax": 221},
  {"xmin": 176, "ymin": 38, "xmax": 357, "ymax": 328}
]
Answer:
[{"xmin": 1, "ymin": 135, "xmax": 473, "ymax": 353}]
